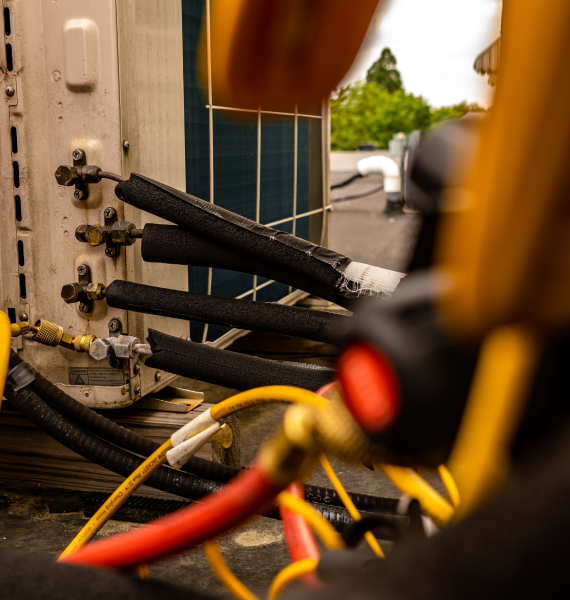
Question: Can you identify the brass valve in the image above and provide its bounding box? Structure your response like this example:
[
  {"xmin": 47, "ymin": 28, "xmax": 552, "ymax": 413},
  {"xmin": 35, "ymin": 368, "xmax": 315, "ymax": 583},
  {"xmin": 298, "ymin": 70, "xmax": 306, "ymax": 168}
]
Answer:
[
  {"xmin": 61, "ymin": 282, "xmax": 106, "ymax": 305},
  {"xmin": 11, "ymin": 318, "xmax": 95, "ymax": 353},
  {"xmin": 31, "ymin": 319, "xmax": 96, "ymax": 352}
]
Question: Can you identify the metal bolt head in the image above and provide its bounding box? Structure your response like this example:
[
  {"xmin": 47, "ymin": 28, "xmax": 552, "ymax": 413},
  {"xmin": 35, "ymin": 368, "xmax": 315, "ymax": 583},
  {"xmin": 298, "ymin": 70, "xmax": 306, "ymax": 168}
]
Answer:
[
  {"xmin": 133, "ymin": 363, "xmax": 141, "ymax": 375},
  {"xmin": 108, "ymin": 318, "xmax": 121, "ymax": 332},
  {"xmin": 109, "ymin": 356, "xmax": 121, "ymax": 369},
  {"xmin": 55, "ymin": 165, "xmax": 81, "ymax": 186},
  {"xmin": 105, "ymin": 247, "xmax": 117, "ymax": 257},
  {"xmin": 85, "ymin": 224, "xmax": 108, "ymax": 246},
  {"xmin": 77, "ymin": 264, "xmax": 89, "ymax": 276},
  {"xmin": 104, "ymin": 207, "xmax": 116, "ymax": 219},
  {"xmin": 5, "ymin": 86, "xmax": 15, "ymax": 97},
  {"xmin": 72, "ymin": 149, "xmax": 85, "ymax": 162},
  {"xmin": 123, "ymin": 140, "xmax": 130, "ymax": 150},
  {"xmin": 155, "ymin": 372, "xmax": 162, "ymax": 382},
  {"xmin": 75, "ymin": 224, "xmax": 89, "ymax": 242},
  {"xmin": 18, "ymin": 312, "xmax": 28, "ymax": 322},
  {"xmin": 89, "ymin": 338, "xmax": 112, "ymax": 361},
  {"xmin": 74, "ymin": 189, "xmax": 86, "ymax": 201},
  {"xmin": 79, "ymin": 302, "xmax": 90, "ymax": 313},
  {"xmin": 134, "ymin": 385, "xmax": 141, "ymax": 396}
]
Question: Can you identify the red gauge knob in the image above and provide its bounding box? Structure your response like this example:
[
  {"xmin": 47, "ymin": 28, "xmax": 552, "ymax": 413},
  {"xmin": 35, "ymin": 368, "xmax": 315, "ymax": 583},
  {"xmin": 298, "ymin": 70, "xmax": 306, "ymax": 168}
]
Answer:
[{"xmin": 338, "ymin": 343, "xmax": 400, "ymax": 434}]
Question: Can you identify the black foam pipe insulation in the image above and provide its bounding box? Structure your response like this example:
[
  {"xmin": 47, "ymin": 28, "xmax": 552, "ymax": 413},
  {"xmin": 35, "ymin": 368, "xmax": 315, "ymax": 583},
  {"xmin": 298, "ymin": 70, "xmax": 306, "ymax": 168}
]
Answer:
[
  {"xmin": 3, "ymin": 368, "xmax": 403, "ymax": 539},
  {"xmin": 106, "ymin": 280, "xmax": 350, "ymax": 347},
  {"xmin": 7, "ymin": 352, "xmax": 398, "ymax": 515},
  {"xmin": 146, "ymin": 329, "xmax": 335, "ymax": 392},
  {"xmin": 141, "ymin": 223, "xmax": 355, "ymax": 309},
  {"xmin": 114, "ymin": 175, "xmax": 364, "ymax": 308}
]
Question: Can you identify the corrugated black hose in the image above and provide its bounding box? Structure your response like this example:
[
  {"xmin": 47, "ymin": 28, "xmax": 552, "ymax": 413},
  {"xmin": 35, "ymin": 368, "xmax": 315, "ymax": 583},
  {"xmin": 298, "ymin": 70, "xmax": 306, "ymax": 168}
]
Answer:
[
  {"xmin": 141, "ymin": 224, "xmax": 356, "ymax": 309},
  {"xmin": 145, "ymin": 329, "xmax": 335, "ymax": 392},
  {"xmin": 3, "ymin": 366, "xmax": 403, "ymax": 539},
  {"xmin": 7, "ymin": 352, "xmax": 399, "ymax": 515},
  {"xmin": 105, "ymin": 280, "xmax": 350, "ymax": 347},
  {"xmin": 114, "ymin": 175, "xmax": 359, "ymax": 309}
]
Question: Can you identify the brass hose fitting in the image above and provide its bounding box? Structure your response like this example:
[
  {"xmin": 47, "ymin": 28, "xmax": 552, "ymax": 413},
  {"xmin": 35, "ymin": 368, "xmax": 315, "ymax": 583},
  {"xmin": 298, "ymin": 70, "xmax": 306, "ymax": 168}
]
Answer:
[
  {"xmin": 258, "ymin": 404, "xmax": 320, "ymax": 487},
  {"xmin": 18, "ymin": 318, "xmax": 95, "ymax": 353},
  {"xmin": 313, "ymin": 384, "xmax": 390, "ymax": 465}
]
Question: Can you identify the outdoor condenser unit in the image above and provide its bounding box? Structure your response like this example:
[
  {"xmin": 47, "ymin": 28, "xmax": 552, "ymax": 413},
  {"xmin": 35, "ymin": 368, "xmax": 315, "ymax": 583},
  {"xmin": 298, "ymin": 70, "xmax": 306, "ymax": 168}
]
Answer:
[{"xmin": 0, "ymin": 0, "xmax": 331, "ymax": 408}]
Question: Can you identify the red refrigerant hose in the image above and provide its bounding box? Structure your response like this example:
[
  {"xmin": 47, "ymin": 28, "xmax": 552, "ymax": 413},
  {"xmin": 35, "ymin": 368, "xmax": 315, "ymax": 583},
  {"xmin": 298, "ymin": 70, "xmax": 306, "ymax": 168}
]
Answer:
[
  {"xmin": 280, "ymin": 482, "xmax": 321, "ymax": 588},
  {"xmin": 60, "ymin": 465, "xmax": 282, "ymax": 570}
]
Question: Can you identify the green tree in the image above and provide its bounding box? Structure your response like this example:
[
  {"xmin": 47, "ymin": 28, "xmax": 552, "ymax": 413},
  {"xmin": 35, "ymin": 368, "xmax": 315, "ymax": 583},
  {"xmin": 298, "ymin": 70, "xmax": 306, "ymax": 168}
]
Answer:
[
  {"xmin": 366, "ymin": 48, "xmax": 403, "ymax": 93},
  {"xmin": 331, "ymin": 81, "xmax": 431, "ymax": 150},
  {"xmin": 430, "ymin": 101, "xmax": 486, "ymax": 126}
]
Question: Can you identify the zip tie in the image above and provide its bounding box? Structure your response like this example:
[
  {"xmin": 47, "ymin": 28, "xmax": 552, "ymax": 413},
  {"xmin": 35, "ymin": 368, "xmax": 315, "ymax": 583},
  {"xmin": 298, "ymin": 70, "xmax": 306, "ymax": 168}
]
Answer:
[
  {"xmin": 7, "ymin": 362, "xmax": 36, "ymax": 392},
  {"xmin": 171, "ymin": 407, "xmax": 217, "ymax": 447},
  {"xmin": 167, "ymin": 422, "xmax": 223, "ymax": 469}
]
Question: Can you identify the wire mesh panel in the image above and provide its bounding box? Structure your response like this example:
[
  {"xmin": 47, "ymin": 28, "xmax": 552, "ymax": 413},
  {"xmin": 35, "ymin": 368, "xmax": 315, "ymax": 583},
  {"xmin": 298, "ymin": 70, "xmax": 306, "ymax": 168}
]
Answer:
[{"xmin": 181, "ymin": 0, "xmax": 329, "ymax": 344}]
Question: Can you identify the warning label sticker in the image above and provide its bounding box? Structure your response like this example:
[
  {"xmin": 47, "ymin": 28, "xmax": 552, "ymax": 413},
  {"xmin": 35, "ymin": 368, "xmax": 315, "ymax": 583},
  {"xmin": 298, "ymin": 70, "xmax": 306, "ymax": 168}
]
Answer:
[{"xmin": 68, "ymin": 368, "xmax": 124, "ymax": 386}]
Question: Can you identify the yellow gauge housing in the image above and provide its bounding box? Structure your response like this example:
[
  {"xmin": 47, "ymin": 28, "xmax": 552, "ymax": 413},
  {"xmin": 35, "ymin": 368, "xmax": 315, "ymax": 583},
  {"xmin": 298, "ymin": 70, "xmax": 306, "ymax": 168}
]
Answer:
[
  {"xmin": 202, "ymin": 0, "xmax": 381, "ymax": 111},
  {"xmin": 436, "ymin": 0, "xmax": 570, "ymax": 339}
]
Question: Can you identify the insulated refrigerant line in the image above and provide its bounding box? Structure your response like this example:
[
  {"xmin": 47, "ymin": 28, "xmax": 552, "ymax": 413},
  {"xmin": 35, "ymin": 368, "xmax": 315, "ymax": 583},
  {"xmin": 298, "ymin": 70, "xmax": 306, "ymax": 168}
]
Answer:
[
  {"xmin": 105, "ymin": 280, "xmax": 351, "ymax": 347},
  {"xmin": 145, "ymin": 329, "xmax": 335, "ymax": 393},
  {"xmin": 110, "ymin": 174, "xmax": 405, "ymax": 307}
]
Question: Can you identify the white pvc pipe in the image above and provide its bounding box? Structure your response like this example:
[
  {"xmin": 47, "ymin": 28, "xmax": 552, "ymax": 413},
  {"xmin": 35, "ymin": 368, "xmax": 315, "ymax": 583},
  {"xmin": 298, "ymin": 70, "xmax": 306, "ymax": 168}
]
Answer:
[{"xmin": 357, "ymin": 155, "xmax": 401, "ymax": 193}]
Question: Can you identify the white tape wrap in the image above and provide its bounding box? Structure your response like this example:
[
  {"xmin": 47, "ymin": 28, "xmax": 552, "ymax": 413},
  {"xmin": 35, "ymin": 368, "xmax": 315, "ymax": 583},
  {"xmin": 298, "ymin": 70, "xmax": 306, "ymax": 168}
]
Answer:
[
  {"xmin": 171, "ymin": 407, "xmax": 217, "ymax": 447},
  {"xmin": 167, "ymin": 422, "xmax": 222, "ymax": 470},
  {"xmin": 339, "ymin": 262, "xmax": 406, "ymax": 299}
]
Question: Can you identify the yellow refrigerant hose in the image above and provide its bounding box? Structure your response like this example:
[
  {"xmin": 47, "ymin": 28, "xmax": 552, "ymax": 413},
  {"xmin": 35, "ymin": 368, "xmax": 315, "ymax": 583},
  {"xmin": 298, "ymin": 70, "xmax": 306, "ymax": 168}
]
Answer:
[
  {"xmin": 59, "ymin": 440, "xmax": 173, "ymax": 558},
  {"xmin": 268, "ymin": 558, "xmax": 319, "ymax": 600},
  {"xmin": 204, "ymin": 539, "xmax": 261, "ymax": 600},
  {"xmin": 210, "ymin": 386, "xmax": 327, "ymax": 420},
  {"xmin": 319, "ymin": 453, "xmax": 384, "ymax": 557},
  {"xmin": 0, "ymin": 311, "xmax": 11, "ymax": 404},
  {"xmin": 377, "ymin": 464, "xmax": 455, "ymax": 525}
]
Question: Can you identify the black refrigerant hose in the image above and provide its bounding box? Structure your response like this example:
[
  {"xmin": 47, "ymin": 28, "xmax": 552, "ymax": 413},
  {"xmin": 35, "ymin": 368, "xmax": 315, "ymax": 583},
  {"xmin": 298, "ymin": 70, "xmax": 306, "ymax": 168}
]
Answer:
[
  {"xmin": 114, "ymin": 174, "xmax": 359, "ymax": 309},
  {"xmin": 141, "ymin": 224, "xmax": 354, "ymax": 309},
  {"xmin": 105, "ymin": 280, "xmax": 350, "ymax": 347},
  {"xmin": 3, "ymin": 365, "xmax": 403, "ymax": 539},
  {"xmin": 145, "ymin": 329, "xmax": 335, "ymax": 393},
  {"xmin": 7, "ymin": 352, "xmax": 399, "ymax": 515}
]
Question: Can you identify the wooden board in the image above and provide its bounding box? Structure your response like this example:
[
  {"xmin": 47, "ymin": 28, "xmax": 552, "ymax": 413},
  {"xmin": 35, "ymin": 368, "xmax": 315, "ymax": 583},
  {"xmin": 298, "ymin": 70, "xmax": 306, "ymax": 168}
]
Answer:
[{"xmin": 0, "ymin": 404, "xmax": 216, "ymax": 500}]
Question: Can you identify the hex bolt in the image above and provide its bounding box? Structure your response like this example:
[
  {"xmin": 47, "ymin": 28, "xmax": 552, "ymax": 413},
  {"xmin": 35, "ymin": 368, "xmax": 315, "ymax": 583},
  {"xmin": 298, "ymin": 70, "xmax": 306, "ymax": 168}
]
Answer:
[
  {"xmin": 74, "ymin": 189, "xmax": 86, "ymax": 201},
  {"xmin": 5, "ymin": 86, "xmax": 15, "ymax": 97},
  {"xmin": 77, "ymin": 264, "xmax": 89, "ymax": 276},
  {"xmin": 18, "ymin": 313, "xmax": 28, "ymax": 322},
  {"xmin": 108, "ymin": 318, "xmax": 121, "ymax": 332},
  {"xmin": 133, "ymin": 363, "xmax": 141, "ymax": 375},
  {"xmin": 79, "ymin": 303, "xmax": 90, "ymax": 313},
  {"xmin": 72, "ymin": 149, "xmax": 85, "ymax": 162},
  {"xmin": 123, "ymin": 140, "xmax": 130, "ymax": 150},
  {"xmin": 134, "ymin": 385, "xmax": 141, "ymax": 396},
  {"xmin": 155, "ymin": 372, "xmax": 162, "ymax": 382},
  {"xmin": 104, "ymin": 207, "xmax": 116, "ymax": 220}
]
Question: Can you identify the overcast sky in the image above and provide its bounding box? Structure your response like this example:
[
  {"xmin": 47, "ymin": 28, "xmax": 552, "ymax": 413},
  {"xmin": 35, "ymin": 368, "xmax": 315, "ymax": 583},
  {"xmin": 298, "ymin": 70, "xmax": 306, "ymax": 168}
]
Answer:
[{"xmin": 341, "ymin": 0, "xmax": 503, "ymax": 108}]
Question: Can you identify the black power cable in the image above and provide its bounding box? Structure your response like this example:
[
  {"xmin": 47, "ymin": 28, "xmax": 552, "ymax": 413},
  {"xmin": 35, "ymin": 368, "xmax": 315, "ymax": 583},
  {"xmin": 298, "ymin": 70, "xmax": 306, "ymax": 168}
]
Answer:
[
  {"xmin": 105, "ymin": 280, "xmax": 350, "ymax": 347},
  {"xmin": 145, "ymin": 329, "xmax": 335, "ymax": 392},
  {"xmin": 7, "ymin": 352, "xmax": 398, "ymax": 514},
  {"xmin": 3, "ymin": 370, "xmax": 403, "ymax": 538},
  {"xmin": 330, "ymin": 173, "xmax": 362, "ymax": 189}
]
